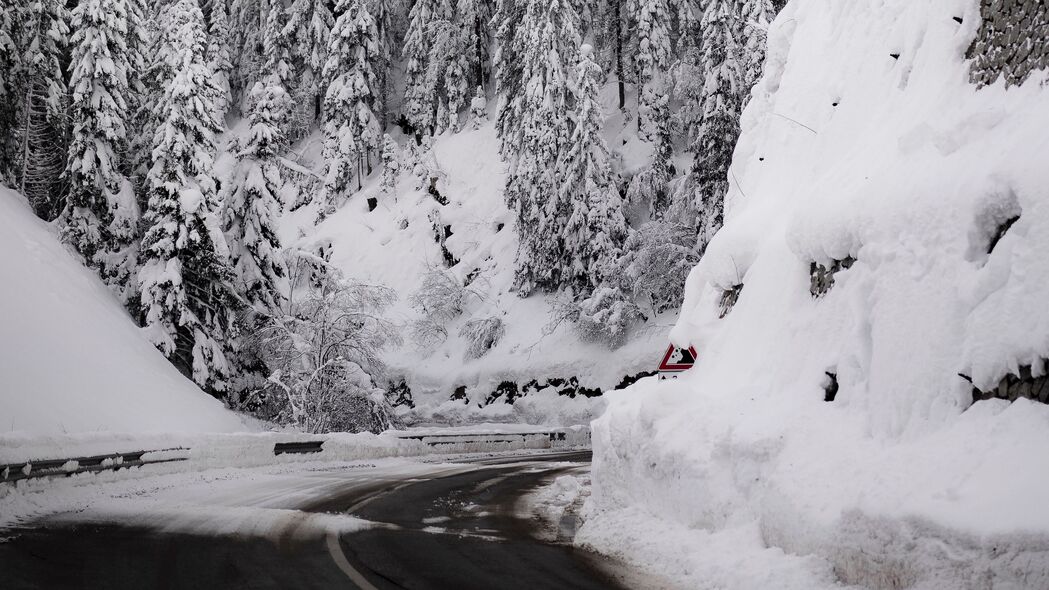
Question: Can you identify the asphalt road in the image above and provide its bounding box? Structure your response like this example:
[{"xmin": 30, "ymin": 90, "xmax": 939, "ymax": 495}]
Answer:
[{"xmin": 0, "ymin": 450, "xmax": 628, "ymax": 590}]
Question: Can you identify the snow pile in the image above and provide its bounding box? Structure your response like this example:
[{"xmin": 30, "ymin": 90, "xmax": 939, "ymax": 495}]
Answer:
[
  {"xmin": 0, "ymin": 189, "xmax": 249, "ymax": 434},
  {"xmin": 584, "ymin": 1, "xmax": 1049, "ymax": 588}
]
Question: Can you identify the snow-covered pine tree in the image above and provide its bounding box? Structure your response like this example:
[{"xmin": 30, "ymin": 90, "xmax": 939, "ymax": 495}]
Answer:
[
  {"xmin": 123, "ymin": 0, "xmax": 149, "ymax": 188},
  {"xmin": 592, "ymin": 0, "xmax": 630, "ymax": 110},
  {"xmin": 322, "ymin": 0, "xmax": 383, "ymax": 200},
  {"xmin": 12, "ymin": 0, "xmax": 69, "ymax": 220},
  {"xmin": 402, "ymin": 0, "xmax": 453, "ymax": 138},
  {"xmin": 206, "ymin": 0, "xmax": 233, "ymax": 119},
  {"xmin": 633, "ymin": 0, "xmax": 672, "ymax": 140},
  {"xmin": 131, "ymin": 1, "xmax": 190, "ymax": 192},
  {"xmin": 224, "ymin": 77, "xmax": 289, "ymax": 314},
  {"xmin": 557, "ymin": 44, "xmax": 627, "ymax": 295},
  {"xmin": 625, "ymin": 123, "xmax": 674, "ymax": 219},
  {"xmin": 263, "ymin": 0, "xmax": 294, "ymax": 84},
  {"xmin": 457, "ymin": 0, "xmax": 491, "ymax": 91},
  {"xmin": 501, "ymin": 0, "xmax": 579, "ymax": 294},
  {"xmin": 366, "ymin": 0, "xmax": 396, "ymax": 128},
  {"xmin": 379, "ymin": 133, "xmax": 399, "ymax": 194},
  {"xmin": 672, "ymin": 0, "xmax": 743, "ymax": 252},
  {"xmin": 138, "ymin": 0, "xmax": 240, "ymax": 394},
  {"xmin": 670, "ymin": 0, "xmax": 704, "ymax": 144},
  {"xmin": 470, "ymin": 85, "xmax": 487, "ymax": 127},
  {"xmin": 740, "ymin": 0, "xmax": 774, "ymax": 93},
  {"xmin": 431, "ymin": 16, "xmax": 468, "ymax": 133},
  {"xmin": 228, "ymin": 0, "xmax": 266, "ymax": 106},
  {"xmin": 492, "ymin": 0, "xmax": 525, "ymax": 143},
  {"xmin": 61, "ymin": 0, "xmax": 141, "ymax": 305},
  {"xmin": 0, "ymin": 0, "xmax": 23, "ymax": 181}
]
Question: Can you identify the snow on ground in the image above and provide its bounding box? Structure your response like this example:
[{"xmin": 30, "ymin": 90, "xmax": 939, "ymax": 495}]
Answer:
[
  {"xmin": 3, "ymin": 455, "xmax": 473, "ymax": 539},
  {"xmin": 584, "ymin": 1, "xmax": 1049, "ymax": 589},
  {"xmin": 274, "ymin": 101, "xmax": 670, "ymax": 426},
  {"xmin": 0, "ymin": 189, "xmax": 250, "ymax": 435},
  {"xmin": 0, "ymin": 427, "xmax": 588, "ymax": 530},
  {"xmin": 520, "ymin": 470, "xmax": 589, "ymax": 544}
]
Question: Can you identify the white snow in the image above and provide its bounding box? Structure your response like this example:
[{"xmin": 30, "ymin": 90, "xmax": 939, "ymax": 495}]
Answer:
[
  {"xmin": 276, "ymin": 120, "xmax": 671, "ymax": 424},
  {"xmin": 584, "ymin": 1, "xmax": 1049, "ymax": 589},
  {"xmin": 0, "ymin": 188, "xmax": 250, "ymax": 435}
]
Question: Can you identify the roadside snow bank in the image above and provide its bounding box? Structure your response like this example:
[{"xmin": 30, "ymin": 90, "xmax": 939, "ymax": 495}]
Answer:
[
  {"xmin": 585, "ymin": 1, "xmax": 1049, "ymax": 588},
  {"xmin": 0, "ymin": 189, "xmax": 248, "ymax": 434}
]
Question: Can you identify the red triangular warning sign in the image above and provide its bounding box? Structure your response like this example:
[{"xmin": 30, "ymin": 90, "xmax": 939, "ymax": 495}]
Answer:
[{"xmin": 658, "ymin": 344, "xmax": 698, "ymax": 372}]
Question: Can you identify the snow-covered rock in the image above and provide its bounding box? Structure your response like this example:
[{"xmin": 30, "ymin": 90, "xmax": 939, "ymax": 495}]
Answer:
[{"xmin": 584, "ymin": 1, "xmax": 1049, "ymax": 588}]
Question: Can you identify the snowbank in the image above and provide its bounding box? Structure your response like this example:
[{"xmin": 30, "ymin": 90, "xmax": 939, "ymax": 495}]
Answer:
[
  {"xmin": 584, "ymin": 1, "xmax": 1049, "ymax": 588},
  {"xmin": 0, "ymin": 189, "xmax": 249, "ymax": 434}
]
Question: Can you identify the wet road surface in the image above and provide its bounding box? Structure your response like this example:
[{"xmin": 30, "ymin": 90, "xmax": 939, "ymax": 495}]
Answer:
[{"xmin": 0, "ymin": 450, "xmax": 627, "ymax": 589}]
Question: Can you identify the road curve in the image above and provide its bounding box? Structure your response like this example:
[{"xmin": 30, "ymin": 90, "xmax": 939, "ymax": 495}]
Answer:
[{"xmin": 0, "ymin": 450, "xmax": 627, "ymax": 590}]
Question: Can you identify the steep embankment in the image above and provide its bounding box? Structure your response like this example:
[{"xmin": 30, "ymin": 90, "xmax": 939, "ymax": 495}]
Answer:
[
  {"xmin": 0, "ymin": 189, "xmax": 249, "ymax": 434},
  {"xmin": 583, "ymin": 1, "xmax": 1049, "ymax": 588}
]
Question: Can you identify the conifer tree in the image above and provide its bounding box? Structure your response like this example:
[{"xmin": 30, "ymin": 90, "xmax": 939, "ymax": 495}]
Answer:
[
  {"xmin": 470, "ymin": 85, "xmax": 487, "ymax": 128},
  {"xmin": 740, "ymin": 0, "xmax": 774, "ymax": 92},
  {"xmin": 206, "ymin": 0, "xmax": 234, "ymax": 119},
  {"xmin": 13, "ymin": 0, "xmax": 69, "ymax": 220},
  {"xmin": 228, "ymin": 0, "xmax": 265, "ymax": 105},
  {"xmin": 593, "ymin": 0, "xmax": 629, "ymax": 110},
  {"xmin": 492, "ymin": 0, "xmax": 527, "ymax": 144},
  {"xmin": 402, "ymin": 0, "xmax": 453, "ymax": 137},
  {"xmin": 263, "ymin": 0, "xmax": 294, "ymax": 83},
  {"xmin": 379, "ymin": 133, "xmax": 399, "ymax": 194},
  {"xmin": 634, "ymin": 0, "xmax": 672, "ymax": 139},
  {"xmin": 670, "ymin": 0, "xmax": 704, "ymax": 144},
  {"xmin": 457, "ymin": 0, "xmax": 491, "ymax": 91},
  {"xmin": 501, "ymin": 0, "xmax": 579, "ymax": 294},
  {"xmin": 366, "ymin": 0, "xmax": 396, "ymax": 128},
  {"xmin": 322, "ymin": 0, "xmax": 382, "ymax": 200},
  {"xmin": 123, "ymin": 0, "xmax": 149, "ymax": 185},
  {"xmin": 62, "ymin": 0, "xmax": 141, "ymax": 304},
  {"xmin": 558, "ymin": 44, "xmax": 626, "ymax": 294},
  {"xmin": 0, "ymin": 0, "xmax": 23, "ymax": 181},
  {"xmin": 672, "ymin": 0, "xmax": 743, "ymax": 252},
  {"xmin": 431, "ymin": 15, "xmax": 469, "ymax": 133},
  {"xmin": 225, "ymin": 78, "xmax": 289, "ymax": 314},
  {"xmin": 138, "ymin": 0, "xmax": 240, "ymax": 394}
]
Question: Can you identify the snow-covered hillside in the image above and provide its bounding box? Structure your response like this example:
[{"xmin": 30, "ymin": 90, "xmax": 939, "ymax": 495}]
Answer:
[
  {"xmin": 275, "ymin": 115, "xmax": 671, "ymax": 425},
  {"xmin": 584, "ymin": 1, "xmax": 1049, "ymax": 588},
  {"xmin": 0, "ymin": 189, "xmax": 249, "ymax": 434}
]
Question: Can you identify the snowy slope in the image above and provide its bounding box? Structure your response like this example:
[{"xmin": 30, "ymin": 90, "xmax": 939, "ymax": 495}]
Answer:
[
  {"xmin": 0, "ymin": 189, "xmax": 249, "ymax": 434},
  {"xmin": 584, "ymin": 1, "xmax": 1049, "ymax": 588},
  {"xmin": 278, "ymin": 120, "xmax": 670, "ymax": 424}
]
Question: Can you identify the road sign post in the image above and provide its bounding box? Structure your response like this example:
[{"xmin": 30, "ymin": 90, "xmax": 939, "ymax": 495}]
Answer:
[{"xmin": 657, "ymin": 344, "xmax": 698, "ymax": 380}]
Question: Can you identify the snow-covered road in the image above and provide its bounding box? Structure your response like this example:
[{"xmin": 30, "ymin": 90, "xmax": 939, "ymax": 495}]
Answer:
[{"xmin": 0, "ymin": 450, "xmax": 632, "ymax": 589}]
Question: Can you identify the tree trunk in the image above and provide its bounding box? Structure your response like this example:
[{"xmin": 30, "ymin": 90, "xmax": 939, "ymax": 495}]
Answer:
[
  {"xmin": 474, "ymin": 16, "xmax": 485, "ymax": 89},
  {"xmin": 615, "ymin": 0, "xmax": 625, "ymax": 110}
]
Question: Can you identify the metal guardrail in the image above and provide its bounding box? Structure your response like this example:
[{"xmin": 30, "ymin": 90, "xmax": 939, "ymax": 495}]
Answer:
[
  {"xmin": 273, "ymin": 441, "xmax": 325, "ymax": 455},
  {"xmin": 0, "ymin": 448, "xmax": 189, "ymax": 484},
  {"xmin": 1, "ymin": 431, "xmax": 586, "ymax": 485},
  {"xmin": 394, "ymin": 431, "xmax": 568, "ymax": 446}
]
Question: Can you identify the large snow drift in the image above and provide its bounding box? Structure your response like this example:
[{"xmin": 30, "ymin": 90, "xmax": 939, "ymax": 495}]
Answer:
[
  {"xmin": 584, "ymin": 1, "xmax": 1049, "ymax": 588},
  {"xmin": 0, "ymin": 189, "xmax": 248, "ymax": 434}
]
